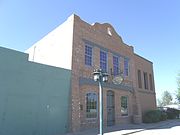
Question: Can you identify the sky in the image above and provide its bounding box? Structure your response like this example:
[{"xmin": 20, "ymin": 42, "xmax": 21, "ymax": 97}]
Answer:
[{"xmin": 0, "ymin": 0, "xmax": 180, "ymax": 100}]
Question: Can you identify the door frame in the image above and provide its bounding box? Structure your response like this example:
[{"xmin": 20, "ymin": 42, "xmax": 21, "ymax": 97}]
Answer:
[{"xmin": 106, "ymin": 90, "xmax": 115, "ymax": 126}]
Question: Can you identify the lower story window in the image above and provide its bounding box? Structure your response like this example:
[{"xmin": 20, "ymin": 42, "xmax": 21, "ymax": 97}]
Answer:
[
  {"xmin": 121, "ymin": 96, "xmax": 128, "ymax": 116},
  {"xmin": 86, "ymin": 92, "xmax": 97, "ymax": 118}
]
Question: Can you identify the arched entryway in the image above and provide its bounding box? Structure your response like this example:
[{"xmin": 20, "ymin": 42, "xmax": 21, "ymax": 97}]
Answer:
[{"xmin": 107, "ymin": 90, "xmax": 115, "ymax": 126}]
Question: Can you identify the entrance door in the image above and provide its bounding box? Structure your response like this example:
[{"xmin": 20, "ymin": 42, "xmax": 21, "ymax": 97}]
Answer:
[{"xmin": 107, "ymin": 90, "xmax": 115, "ymax": 126}]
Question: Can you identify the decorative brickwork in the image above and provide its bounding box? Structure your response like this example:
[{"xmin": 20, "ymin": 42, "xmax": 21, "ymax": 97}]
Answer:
[
  {"xmin": 26, "ymin": 14, "xmax": 156, "ymax": 133},
  {"xmin": 70, "ymin": 15, "xmax": 155, "ymax": 131}
]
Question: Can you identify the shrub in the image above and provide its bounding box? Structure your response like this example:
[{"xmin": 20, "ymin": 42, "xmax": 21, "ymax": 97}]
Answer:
[
  {"xmin": 166, "ymin": 108, "xmax": 179, "ymax": 119},
  {"xmin": 160, "ymin": 111, "xmax": 167, "ymax": 121},
  {"xmin": 143, "ymin": 110, "xmax": 161, "ymax": 123}
]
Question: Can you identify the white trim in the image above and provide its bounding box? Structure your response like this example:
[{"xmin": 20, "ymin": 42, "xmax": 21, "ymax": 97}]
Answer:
[
  {"xmin": 120, "ymin": 95, "xmax": 129, "ymax": 117},
  {"xmin": 85, "ymin": 92, "xmax": 98, "ymax": 120}
]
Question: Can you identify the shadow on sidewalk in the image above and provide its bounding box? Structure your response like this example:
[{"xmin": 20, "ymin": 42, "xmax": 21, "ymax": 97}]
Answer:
[
  {"xmin": 65, "ymin": 119, "xmax": 180, "ymax": 135},
  {"xmin": 107, "ymin": 119, "xmax": 180, "ymax": 135}
]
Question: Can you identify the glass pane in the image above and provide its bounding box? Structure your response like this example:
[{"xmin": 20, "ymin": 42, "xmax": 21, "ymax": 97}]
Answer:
[
  {"xmin": 85, "ymin": 45, "xmax": 92, "ymax": 66},
  {"xmin": 100, "ymin": 51, "xmax": 107, "ymax": 72},
  {"xmin": 86, "ymin": 93, "xmax": 97, "ymax": 118},
  {"xmin": 113, "ymin": 56, "xmax": 119, "ymax": 76},
  {"xmin": 124, "ymin": 58, "xmax": 129, "ymax": 76},
  {"xmin": 121, "ymin": 96, "xmax": 128, "ymax": 116}
]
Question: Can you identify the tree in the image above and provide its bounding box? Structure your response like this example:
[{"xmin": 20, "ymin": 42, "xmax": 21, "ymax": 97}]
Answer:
[
  {"xmin": 158, "ymin": 90, "xmax": 173, "ymax": 107},
  {"xmin": 157, "ymin": 99, "xmax": 163, "ymax": 107},
  {"xmin": 176, "ymin": 73, "xmax": 180, "ymax": 103}
]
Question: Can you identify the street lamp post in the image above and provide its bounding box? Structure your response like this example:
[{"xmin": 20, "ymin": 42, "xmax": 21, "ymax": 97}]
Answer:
[{"xmin": 93, "ymin": 69, "xmax": 108, "ymax": 135}]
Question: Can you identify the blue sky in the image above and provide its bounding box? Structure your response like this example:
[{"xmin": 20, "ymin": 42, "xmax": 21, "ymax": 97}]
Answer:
[{"xmin": 0, "ymin": 0, "xmax": 180, "ymax": 100}]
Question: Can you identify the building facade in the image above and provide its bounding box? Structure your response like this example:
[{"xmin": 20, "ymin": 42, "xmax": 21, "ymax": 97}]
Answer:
[{"xmin": 26, "ymin": 14, "xmax": 156, "ymax": 132}]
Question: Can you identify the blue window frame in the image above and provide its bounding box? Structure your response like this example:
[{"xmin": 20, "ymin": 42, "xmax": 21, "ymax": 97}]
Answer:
[
  {"xmin": 113, "ymin": 55, "xmax": 119, "ymax": 76},
  {"xmin": 124, "ymin": 58, "xmax": 129, "ymax": 76},
  {"xmin": 100, "ymin": 50, "xmax": 107, "ymax": 72},
  {"xmin": 85, "ymin": 45, "xmax": 93, "ymax": 66}
]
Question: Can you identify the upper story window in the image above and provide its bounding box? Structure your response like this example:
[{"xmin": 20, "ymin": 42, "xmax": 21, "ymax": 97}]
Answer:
[
  {"xmin": 138, "ymin": 70, "xmax": 142, "ymax": 88},
  {"xmin": 143, "ymin": 72, "xmax": 149, "ymax": 90},
  {"xmin": 124, "ymin": 58, "xmax": 129, "ymax": 76},
  {"xmin": 113, "ymin": 55, "xmax": 119, "ymax": 76},
  {"xmin": 149, "ymin": 74, "xmax": 153, "ymax": 90},
  {"xmin": 86, "ymin": 92, "xmax": 97, "ymax": 118},
  {"xmin": 100, "ymin": 50, "xmax": 108, "ymax": 72},
  {"xmin": 121, "ymin": 96, "xmax": 128, "ymax": 116},
  {"xmin": 85, "ymin": 45, "xmax": 93, "ymax": 66}
]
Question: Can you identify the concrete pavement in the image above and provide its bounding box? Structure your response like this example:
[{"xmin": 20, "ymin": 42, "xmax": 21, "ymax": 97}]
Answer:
[
  {"xmin": 131, "ymin": 119, "xmax": 180, "ymax": 135},
  {"xmin": 65, "ymin": 119, "xmax": 180, "ymax": 135}
]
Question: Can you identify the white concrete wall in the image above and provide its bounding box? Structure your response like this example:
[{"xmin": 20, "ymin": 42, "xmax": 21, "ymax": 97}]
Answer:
[{"xmin": 26, "ymin": 14, "xmax": 75, "ymax": 70}]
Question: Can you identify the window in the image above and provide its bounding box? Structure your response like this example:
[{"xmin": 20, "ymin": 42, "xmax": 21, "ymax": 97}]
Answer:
[
  {"xmin": 113, "ymin": 56, "xmax": 119, "ymax": 76},
  {"xmin": 121, "ymin": 96, "xmax": 128, "ymax": 116},
  {"xmin": 143, "ymin": 72, "xmax": 148, "ymax": 90},
  {"xmin": 85, "ymin": 45, "xmax": 93, "ymax": 66},
  {"xmin": 100, "ymin": 50, "xmax": 107, "ymax": 72},
  {"xmin": 124, "ymin": 58, "xmax": 129, "ymax": 76},
  {"xmin": 149, "ymin": 74, "xmax": 153, "ymax": 90},
  {"xmin": 138, "ymin": 70, "xmax": 142, "ymax": 88},
  {"xmin": 86, "ymin": 93, "xmax": 97, "ymax": 118}
]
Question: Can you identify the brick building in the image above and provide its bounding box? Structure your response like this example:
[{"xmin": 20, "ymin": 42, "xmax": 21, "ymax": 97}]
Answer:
[{"xmin": 26, "ymin": 14, "xmax": 156, "ymax": 132}]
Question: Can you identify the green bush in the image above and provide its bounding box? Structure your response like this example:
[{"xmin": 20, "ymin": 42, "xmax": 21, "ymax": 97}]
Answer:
[
  {"xmin": 166, "ymin": 108, "xmax": 179, "ymax": 119},
  {"xmin": 160, "ymin": 111, "xmax": 167, "ymax": 121},
  {"xmin": 143, "ymin": 110, "xmax": 161, "ymax": 123}
]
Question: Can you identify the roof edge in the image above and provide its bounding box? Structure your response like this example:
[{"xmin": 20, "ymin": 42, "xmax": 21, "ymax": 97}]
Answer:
[{"xmin": 134, "ymin": 53, "xmax": 153, "ymax": 64}]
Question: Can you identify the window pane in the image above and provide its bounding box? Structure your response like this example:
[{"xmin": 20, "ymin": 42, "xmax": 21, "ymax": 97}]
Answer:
[
  {"xmin": 138, "ymin": 70, "xmax": 142, "ymax": 88},
  {"xmin": 149, "ymin": 74, "xmax": 153, "ymax": 90},
  {"xmin": 86, "ymin": 93, "xmax": 97, "ymax": 118},
  {"xmin": 124, "ymin": 58, "xmax": 129, "ymax": 76},
  {"xmin": 85, "ymin": 45, "xmax": 92, "ymax": 66},
  {"xmin": 100, "ymin": 50, "xmax": 107, "ymax": 72},
  {"xmin": 143, "ymin": 72, "xmax": 148, "ymax": 89},
  {"xmin": 113, "ymin": 56, "xmax": 119, "ymax": 76},
  {"xmin": 121, "ymin": 96, "xmax": 128, "ymax": 116}
]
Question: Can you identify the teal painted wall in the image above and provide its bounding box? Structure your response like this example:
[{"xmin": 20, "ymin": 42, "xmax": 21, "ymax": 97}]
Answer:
[{"xmin": 0, "ymin": 47, "xmax": 71, "ymax": 135}]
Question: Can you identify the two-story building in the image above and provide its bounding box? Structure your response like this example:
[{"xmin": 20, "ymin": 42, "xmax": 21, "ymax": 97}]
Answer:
[{"xmin": 26, "ymin": 14, "xmax": 156, "ymax": 132}]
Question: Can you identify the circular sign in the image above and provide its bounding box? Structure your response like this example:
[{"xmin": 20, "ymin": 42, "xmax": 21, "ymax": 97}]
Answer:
[{"xmin": 112, "ymin": 75, "xmax": 124, "ymax": 85}]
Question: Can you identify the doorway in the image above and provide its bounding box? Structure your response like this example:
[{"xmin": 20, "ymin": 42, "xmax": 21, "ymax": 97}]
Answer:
[{"xmin": 107, "ymin": 90, "xmax": 115, "ymax": 126}]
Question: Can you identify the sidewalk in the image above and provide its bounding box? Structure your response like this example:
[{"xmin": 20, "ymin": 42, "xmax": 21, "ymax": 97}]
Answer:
[{"xmin": 65, "ymin": 119, "xmax": 178, "ymax": 135}]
